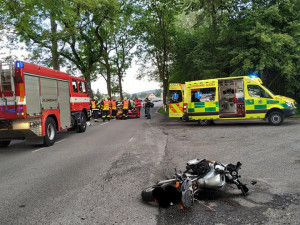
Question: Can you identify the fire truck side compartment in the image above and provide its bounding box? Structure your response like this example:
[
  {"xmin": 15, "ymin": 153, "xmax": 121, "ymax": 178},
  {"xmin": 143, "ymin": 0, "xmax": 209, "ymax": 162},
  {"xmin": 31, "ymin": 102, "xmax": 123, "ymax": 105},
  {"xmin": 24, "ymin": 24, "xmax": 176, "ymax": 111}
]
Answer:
[
  {"xmin": 58, "ymin": 80, "xmax": 71, "ymax": 129},
  {"xmin": 40, "ymin": 77, "xmax": 58, "ymax": 110},
  {"xmin": 24, "ymin": 74, "xmax": 41, "ymax": 116}
]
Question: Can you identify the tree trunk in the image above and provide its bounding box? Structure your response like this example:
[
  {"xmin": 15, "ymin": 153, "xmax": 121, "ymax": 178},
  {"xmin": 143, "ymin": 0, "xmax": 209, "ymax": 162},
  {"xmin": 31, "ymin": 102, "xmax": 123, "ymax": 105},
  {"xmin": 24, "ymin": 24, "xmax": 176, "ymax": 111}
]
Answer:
[
  {"xmin": 118, "ymin": 74, "xmax": 123, "ymax": 101},
  {"xmin": 105, "ymin": 60, "xmax": 112, "ymax": 98},
  {"xmin": 163, "ymin": 78, "xmax": 168, "ymax": 106},
  {"xmin": 50, "ymin": 13, "xmax": 59, "ymax": 70},
  {"xmin": 85, "ymin": 75, "xmax": 92, "ymax": 98}
]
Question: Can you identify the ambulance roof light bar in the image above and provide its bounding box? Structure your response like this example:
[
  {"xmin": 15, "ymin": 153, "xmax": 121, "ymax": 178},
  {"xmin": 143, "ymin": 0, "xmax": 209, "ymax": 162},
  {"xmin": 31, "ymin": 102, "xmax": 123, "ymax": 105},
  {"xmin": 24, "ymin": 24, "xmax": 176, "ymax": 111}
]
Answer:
[
  {"xmin": 249, "ymin": 74, "xmax": 258, "ymax": 79},
  {"xmin": 249, "ymin": 74, "xmax": 263, "ymax": 84}
]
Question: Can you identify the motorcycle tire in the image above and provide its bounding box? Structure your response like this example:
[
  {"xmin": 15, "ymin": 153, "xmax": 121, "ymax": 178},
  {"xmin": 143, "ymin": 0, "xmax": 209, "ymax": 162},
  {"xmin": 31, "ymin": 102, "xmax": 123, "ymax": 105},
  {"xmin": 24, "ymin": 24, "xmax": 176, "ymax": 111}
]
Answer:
[{"xmin": 141, "ymin": 186, "xmax": 156, "ymax": 202}]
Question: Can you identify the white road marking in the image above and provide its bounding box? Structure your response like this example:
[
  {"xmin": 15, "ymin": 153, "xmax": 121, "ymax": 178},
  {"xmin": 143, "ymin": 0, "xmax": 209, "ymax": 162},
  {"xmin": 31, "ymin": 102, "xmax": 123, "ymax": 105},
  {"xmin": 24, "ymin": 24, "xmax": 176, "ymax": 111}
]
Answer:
[
  {"xmin": 56, "ymin": 139, "xmax": 66, "ymax": 144},
  {"xmin": 32, "ymin": 139, "xmax": 66, "ymax": 153},
  {"xmin": 32, "ymin": 148, "xmax": 45, "ymax": 153},
  {"xmin": 129, "ymin": 137, "xmax": 135, "ymax": 143},
  {"xmin": 101, "ymin": 122, "xmax": 109, "ymax": 126}
]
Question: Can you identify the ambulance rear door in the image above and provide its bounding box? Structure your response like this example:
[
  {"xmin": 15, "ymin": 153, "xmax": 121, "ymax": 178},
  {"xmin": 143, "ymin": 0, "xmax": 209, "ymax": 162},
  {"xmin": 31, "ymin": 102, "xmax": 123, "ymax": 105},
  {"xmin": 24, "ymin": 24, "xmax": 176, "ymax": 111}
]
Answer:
[{"xmin": 169, "ymin": 83, "xmax": 184, "ymax": 117}]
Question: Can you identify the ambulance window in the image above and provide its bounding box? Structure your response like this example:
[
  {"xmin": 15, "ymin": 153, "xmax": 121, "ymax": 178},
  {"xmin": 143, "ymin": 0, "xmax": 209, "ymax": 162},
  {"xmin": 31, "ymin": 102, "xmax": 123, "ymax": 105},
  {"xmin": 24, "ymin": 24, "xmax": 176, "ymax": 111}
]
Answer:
[
  {"xmin": 82, "ymin": 82, "xmax": 87, "ymax": 93},
  {"xmin": 191, "ymin": 88, "xmax": 216, "ymax": 102},
  {"xmin": 169, "ymin": 90, "xmax": 182, "ymax": 103},
  {"xmin": 72, "ymin": 80, "xmax": 78, "ymax": 92},
  {"xmin": 78, "ymin": 81, "xmax": 82, "ymax": 92},
  {"xmin": 247, "ymin": 85, "xmax": 271, "ymax": 98}
]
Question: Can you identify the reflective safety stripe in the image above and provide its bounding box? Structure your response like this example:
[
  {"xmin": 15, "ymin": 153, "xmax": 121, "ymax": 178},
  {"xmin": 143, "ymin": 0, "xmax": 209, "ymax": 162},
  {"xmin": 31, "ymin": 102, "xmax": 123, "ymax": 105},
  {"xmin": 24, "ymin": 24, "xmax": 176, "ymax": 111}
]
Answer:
[
  {"xmin": 123, "ymin": 100, "xmax": 129, "ymax": 109},
  {"xmin": 103, "ymin": 101, "xmax": 110, "ymax": 110},
  {"xmin": 169, "ymin": 103, "xmax": 183, "ymax": 113},
  {"xmin": 111, "ymin": 101, "xmax": 117, "ymax": 109},
  {"xmin": 19, "ymin": 83, "xmax": 25, "ymax": 102},
  {"xmin": 91, "ymin": 101, "xmax": 96, "ymax": 109}
]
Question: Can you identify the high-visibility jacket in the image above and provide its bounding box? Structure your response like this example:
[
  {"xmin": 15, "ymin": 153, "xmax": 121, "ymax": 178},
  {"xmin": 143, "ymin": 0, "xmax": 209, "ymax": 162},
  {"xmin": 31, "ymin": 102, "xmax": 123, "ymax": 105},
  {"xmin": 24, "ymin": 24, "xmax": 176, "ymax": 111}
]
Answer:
[
  {"xmin": 123, "ymin": 100, "xmax": 129, "ymax": 110},
  {"xmin": 111, "ymin": 100, "xmax": 117, "ymax": 110},
  {"xmin": 103, "ymin": 100, "xmax": 110, "ymax": 110},
  {"xmin": 91, "ymin": 101, "xmax": 100, "ymax": 110},
  {"xmin": 91, "ymin": 101, "xmax": 96, "ymax": 109}
]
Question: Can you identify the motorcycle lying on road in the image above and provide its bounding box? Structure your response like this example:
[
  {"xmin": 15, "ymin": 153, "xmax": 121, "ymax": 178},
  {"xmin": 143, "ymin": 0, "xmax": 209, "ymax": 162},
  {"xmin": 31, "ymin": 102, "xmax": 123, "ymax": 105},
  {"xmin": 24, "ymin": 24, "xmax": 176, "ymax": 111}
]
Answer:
[{"xmin": 141, "ymin": 159, "xmax": 249, "ymax": 208}]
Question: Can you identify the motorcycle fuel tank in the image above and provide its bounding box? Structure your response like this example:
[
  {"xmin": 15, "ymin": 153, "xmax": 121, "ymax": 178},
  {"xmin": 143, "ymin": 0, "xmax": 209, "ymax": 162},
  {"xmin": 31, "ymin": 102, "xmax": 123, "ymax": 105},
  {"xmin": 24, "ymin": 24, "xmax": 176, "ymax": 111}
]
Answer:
[{"xmin": 197, "ymin": 167, "xmax": 226, "ymax": 190}]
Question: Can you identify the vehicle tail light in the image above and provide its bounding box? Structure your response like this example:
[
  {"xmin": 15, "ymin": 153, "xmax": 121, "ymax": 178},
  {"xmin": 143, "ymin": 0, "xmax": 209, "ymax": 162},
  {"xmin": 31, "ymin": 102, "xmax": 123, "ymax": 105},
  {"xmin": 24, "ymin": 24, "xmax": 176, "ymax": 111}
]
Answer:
[{"xmin": 183, "ymin": 103, "xmax": 187, "ymax": 113}]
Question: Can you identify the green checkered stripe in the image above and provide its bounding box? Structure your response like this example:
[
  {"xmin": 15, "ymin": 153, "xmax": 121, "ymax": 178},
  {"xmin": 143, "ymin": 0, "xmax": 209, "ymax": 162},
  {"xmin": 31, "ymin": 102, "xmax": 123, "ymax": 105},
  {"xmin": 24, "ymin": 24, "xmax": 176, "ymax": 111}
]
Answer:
[
  {"xmin": 187, "ymin": 101, "xmax": 219, "ymax": 113},
  {"xmin": 245, "ymin": 99, "xmax": 288, "ymax": 110}
]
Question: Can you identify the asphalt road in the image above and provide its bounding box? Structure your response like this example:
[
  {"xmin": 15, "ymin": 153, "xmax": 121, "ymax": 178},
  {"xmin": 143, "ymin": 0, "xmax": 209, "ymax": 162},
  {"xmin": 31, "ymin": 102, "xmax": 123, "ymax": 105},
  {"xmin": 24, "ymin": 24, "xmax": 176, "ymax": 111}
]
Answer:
[{"xmin": 0, "ymin": 104, "xmax": 299, "ymax": 225}]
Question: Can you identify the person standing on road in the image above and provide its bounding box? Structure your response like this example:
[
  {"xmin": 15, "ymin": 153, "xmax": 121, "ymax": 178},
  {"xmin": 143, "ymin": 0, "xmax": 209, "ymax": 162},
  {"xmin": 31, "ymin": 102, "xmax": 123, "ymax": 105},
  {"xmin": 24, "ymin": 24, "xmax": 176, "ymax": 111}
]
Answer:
[
  {"xmin": 101, "ymin": 97, "xmax": 111, "ymax": 122},
  {"xmin": 144, "ymin": 98, "xmax": 151, "ymax": 119},
  {"xmin": 91, "ymin": 97, "xmax": 100, "ymax": 122},
  {"xmin": 134, "ymin": 97, "xmax": 142, "ymax": 118},
  {"xmin": 111, "ymin": 98, "xmax": 117, "ymax": 119},
  {"xmin": 122, "ymin": 97, "xmax": 130, "ymax": 120}
]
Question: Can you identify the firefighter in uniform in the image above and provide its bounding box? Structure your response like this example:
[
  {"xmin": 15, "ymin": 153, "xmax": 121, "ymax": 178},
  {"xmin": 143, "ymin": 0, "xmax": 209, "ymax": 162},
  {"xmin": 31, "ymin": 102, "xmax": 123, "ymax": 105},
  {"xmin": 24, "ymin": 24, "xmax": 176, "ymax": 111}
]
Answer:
[
  {"xmin": 111, "ymin": 98, "xmax": 117, "ymax": 119},
  {"xmin": 122, "ymin": 97, "xmax": 130, "ymax": 119},
  {"xmin": 91, "ymin": 97, "xmax": 100, "ymax": 122},
  {"xmin": 101, "ymin": 97, "xmax": 111, "ymax": 122}
]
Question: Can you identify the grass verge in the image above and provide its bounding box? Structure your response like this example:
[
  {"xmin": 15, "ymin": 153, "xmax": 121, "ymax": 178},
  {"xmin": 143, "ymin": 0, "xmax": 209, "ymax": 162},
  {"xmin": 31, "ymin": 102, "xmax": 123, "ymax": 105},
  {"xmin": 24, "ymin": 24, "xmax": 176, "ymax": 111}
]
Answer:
[
  {"xmin": 291, "ymin": 114, "xmax": 300, "ymax": 118},
  {"xmin": 291, "ymin": 108, "xmax": 300, "ymax": 118},
  {"xmin": 158, "ymin": 106, "xmax": 168, "ymax": 115}
]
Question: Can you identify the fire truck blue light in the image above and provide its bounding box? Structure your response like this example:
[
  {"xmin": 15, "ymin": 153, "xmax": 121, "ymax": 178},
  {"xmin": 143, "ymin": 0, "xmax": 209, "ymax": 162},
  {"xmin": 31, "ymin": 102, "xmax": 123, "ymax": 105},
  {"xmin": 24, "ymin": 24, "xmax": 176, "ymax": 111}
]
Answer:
[{"xmin": 15, "ymin": 61, "xmax": 24, "ymax": 69}]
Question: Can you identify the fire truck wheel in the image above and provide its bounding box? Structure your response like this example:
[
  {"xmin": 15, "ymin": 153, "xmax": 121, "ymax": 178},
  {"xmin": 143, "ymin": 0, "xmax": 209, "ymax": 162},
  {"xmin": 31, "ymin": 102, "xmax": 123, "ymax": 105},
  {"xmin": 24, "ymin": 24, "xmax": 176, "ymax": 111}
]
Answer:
[
  {"xmin": 0, "ymin": 140, "xmax": 11, "ymax": 148},
  {"xmin": 44, "ymin": 117, "xmax": 57, "ymax": 146},
  {"xmin": 77, "ymin": 112, "xmax": 87, "ymax": 133}
]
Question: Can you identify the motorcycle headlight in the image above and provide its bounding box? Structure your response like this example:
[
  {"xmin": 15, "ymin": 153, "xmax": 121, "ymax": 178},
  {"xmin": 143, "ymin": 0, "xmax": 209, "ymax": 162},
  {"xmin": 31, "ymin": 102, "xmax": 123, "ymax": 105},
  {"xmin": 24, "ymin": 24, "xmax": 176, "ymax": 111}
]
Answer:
[{"xmin": 285, "ymin": 101, "xmax": 293, "ymax": 108}]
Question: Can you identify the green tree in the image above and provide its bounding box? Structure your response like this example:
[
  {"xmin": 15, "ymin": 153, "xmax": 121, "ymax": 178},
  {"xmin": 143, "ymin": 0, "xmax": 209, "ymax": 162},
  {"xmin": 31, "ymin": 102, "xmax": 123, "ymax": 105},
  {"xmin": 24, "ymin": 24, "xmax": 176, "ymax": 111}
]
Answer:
[
  {"xmin": 0, "ymin": 0, "xmax": 120, "ymax": 95},
  {"xmin": 137, "ymin": 0, "xmax": 182, "ymax": 105},
  {"xmin": 221, "ymin": 0, "xmax": 300, "ymax": 95}
]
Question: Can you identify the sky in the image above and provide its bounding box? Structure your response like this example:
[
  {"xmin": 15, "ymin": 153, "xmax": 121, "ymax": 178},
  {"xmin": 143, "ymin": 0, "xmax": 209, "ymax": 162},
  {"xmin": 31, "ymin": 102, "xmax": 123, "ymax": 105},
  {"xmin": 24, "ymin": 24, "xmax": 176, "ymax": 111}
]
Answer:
[{"xmin": 91, "ymin": 59, "xmax": 161, "ymax": 95}]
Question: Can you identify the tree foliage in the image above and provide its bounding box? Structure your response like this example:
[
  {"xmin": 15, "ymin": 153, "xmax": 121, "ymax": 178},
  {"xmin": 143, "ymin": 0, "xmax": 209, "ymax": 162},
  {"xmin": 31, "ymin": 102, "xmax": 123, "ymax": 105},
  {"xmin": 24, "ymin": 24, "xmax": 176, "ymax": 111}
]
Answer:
[
  {"xmin": 136, "ymin": 0, "xmax": 182, "ymax": 105},
  {"xmin": 1, "ymin": 0, "xmax": 299, "ymax": 100},
  {"xmin": 170, "ymin": 0, "xmax": 300, "ymax": 99}
]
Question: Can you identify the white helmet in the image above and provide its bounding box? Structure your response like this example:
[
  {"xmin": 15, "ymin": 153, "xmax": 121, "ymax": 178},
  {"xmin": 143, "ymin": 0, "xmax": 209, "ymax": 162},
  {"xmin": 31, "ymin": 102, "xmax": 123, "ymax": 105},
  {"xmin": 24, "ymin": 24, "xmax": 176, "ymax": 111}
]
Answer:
[{"xmin": 94, "ymin": 96, "xmax": 98, "ymax": 100}]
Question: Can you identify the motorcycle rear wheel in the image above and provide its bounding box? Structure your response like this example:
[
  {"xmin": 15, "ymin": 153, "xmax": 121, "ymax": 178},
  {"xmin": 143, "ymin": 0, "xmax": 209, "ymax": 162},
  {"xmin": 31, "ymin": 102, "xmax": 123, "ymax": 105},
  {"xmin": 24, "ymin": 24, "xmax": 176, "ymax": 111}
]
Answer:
[{"xmin": 141, "ymin": 186, "xmax": 156, "ymax": 202}]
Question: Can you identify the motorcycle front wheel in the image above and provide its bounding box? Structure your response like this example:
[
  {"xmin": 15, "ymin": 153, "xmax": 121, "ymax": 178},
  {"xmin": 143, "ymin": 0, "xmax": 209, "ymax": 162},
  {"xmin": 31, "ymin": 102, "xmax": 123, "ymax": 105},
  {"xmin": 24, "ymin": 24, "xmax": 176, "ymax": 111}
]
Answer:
[{"xmin": 141, "ymin": 186, "xmax": 156, "ymax": 202}]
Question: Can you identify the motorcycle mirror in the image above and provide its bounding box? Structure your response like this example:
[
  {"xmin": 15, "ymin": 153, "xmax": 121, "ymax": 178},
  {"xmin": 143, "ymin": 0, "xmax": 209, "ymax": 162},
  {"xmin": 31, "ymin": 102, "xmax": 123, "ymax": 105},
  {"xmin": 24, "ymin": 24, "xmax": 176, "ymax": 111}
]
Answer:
[
  {"xmin": 236, "ymin": 161, "xmax": 242, "ymax": 170},
  {"xmin": 174, "ymin": 168, "xmax": 177, "ymax": 173}
]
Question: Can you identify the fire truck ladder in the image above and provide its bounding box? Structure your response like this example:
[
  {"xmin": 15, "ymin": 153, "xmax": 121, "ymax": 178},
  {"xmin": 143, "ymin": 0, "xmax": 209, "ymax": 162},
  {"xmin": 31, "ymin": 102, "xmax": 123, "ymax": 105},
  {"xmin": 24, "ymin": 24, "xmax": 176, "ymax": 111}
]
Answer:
[{"xmin": 0, "ymin": 62, "xmax": 17, "ymax": 112}]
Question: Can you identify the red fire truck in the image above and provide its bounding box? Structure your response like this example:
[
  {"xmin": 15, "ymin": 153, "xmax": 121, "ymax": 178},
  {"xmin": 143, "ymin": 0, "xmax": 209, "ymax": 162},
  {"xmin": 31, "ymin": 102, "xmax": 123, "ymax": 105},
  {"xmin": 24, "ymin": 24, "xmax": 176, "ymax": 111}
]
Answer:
[{"xmin": 0, "ymin": 61, "xmax": 91, "ymax": 147}]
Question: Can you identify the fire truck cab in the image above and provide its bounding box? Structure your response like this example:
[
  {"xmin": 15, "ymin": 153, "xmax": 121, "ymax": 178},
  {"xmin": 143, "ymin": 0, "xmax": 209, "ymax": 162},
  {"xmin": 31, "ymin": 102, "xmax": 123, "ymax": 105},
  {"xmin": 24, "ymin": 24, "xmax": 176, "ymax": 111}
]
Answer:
[{"xmin": 0, "ymin": 61, "xmax": 91, "ymax": 147}]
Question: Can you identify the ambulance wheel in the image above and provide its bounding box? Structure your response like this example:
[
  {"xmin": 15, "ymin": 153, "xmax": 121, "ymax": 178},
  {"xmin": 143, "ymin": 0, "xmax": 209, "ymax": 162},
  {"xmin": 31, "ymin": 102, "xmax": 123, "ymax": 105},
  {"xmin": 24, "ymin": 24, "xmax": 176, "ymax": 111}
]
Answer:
[
  {"xmin": 77, "ymin": 112, "xmax": 87, "ymax": 133},
  {"xmin": 268, "ymin": 111, "xmax": 284, "ymax": 126},
  {"xmin": 198, "ymin": 120, "xmax": 212, "ymax": 126},
  {"xmin": 0, "ymin": 140, "xmax": 11, "ymax": 148},
  {"xmin": 44, "ymin": 117, "xmax": 56, "ymax": 146}
]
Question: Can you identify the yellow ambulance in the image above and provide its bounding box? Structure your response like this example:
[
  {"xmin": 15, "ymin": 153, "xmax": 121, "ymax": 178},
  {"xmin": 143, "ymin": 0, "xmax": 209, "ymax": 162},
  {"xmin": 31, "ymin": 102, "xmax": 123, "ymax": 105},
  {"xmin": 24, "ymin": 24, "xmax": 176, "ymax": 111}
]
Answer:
[
  {"xmin": 169, "ymin": 83, "xmax": 185, "ymax": 118},
  {"xmin": 182, "ymin": 76, "xmax": 297, "ymax": 125}
]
